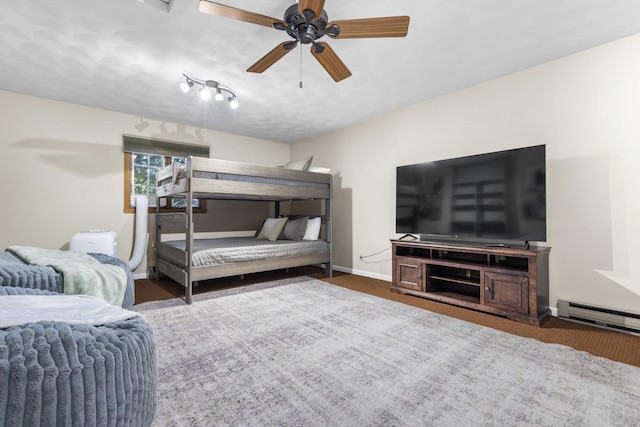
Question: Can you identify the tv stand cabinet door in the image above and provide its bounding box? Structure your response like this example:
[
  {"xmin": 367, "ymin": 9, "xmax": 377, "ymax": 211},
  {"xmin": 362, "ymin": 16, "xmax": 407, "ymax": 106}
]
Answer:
[
  {"xmin": 483, "ymin": 271, "xmax": 529, "ymax": 314},
  {"xmin": 394, "ymin": 258, "xmax": 425, "ymax": 292}
]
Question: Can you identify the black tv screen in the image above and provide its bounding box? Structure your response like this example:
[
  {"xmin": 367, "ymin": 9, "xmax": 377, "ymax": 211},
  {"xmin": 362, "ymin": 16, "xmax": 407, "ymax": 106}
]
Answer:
[{"xmin": 396, "ymin": 145, "xmax": 546, "ymax": 242}]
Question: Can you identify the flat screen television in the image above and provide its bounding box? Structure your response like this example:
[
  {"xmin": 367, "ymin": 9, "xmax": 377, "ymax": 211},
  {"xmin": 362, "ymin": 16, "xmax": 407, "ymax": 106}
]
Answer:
[{"xmin": 396, "ymin": 145, "xmax": 546, "ymax": 244}]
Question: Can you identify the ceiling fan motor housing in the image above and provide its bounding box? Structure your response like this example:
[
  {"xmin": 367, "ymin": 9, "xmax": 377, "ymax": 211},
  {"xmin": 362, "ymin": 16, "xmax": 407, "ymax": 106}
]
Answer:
[{"xmin": 283, "ymin": 3, "xmax": 329, "ymax": 44}]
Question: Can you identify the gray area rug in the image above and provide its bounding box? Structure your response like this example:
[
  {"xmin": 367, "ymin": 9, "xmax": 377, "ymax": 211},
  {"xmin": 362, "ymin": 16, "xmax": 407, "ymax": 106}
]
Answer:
[{"xmin": 135, "ymin": 277, "xmax": 640, "ymax": 426}]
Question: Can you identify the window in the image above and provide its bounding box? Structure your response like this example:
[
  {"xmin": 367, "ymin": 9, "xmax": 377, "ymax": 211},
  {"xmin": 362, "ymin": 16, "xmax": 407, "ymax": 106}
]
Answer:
[
  {"xmin": 123, "ymin": 152, "xmax": 205, "ymax": 214},
  {"xmin": 122, "ymin": 134, "xmax": 210, "ymax": 214},
  {"xmin": 131, "ymin": 152, "xmax": 164, "ymax": 198}
]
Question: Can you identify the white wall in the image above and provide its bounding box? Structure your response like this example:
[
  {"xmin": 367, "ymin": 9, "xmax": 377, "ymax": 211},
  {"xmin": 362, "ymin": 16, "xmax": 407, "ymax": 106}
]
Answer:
[
  {"xmin": 0, "ymin": 91, "xmax": 291, "ymax": 275},
  {"xmin": 293, "ymin": 33, "xmax": 640, "ymax": 315}
]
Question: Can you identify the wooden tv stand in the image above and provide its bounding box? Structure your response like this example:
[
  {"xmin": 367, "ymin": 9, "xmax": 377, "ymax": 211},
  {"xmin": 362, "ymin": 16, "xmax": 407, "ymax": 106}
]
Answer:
[{"xmin": 391, "ymin": 239, "xmax": 551, "ymax": 326}]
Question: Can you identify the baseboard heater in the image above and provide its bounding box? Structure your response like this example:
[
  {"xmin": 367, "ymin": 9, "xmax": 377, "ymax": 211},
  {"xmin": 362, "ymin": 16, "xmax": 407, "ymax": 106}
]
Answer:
[{"xmin": 557, "ymin": 300, "xmax": 640, "ymax": 335}]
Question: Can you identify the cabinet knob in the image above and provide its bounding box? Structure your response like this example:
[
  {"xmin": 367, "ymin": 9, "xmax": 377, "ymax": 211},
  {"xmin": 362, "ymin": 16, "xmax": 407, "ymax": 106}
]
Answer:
[{"xmin": 485, "ymin": 286, "xmax": 490, "ymax": 291}]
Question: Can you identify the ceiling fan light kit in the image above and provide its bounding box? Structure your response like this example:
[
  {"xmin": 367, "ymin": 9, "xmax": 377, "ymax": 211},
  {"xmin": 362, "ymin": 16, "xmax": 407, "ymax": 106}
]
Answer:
[
  {"xmin": 180, "ymin": 73, "xmax": 239, "ymax": 109},
  {"xmin": 198, "ymin": 0, "xmax": 410, "ymax": 82}
]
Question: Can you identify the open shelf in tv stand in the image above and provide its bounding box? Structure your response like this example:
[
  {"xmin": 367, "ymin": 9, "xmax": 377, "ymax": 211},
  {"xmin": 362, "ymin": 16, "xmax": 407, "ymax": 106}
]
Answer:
[{"xmin": 390, "ymin": 240, "xmax": 551, "ymax": 326}]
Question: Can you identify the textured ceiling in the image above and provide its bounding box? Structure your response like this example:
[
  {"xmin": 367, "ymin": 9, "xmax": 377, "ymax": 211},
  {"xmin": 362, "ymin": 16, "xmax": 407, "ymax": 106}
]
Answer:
[{"xmin": 2, "ymin": 0, "xmax": 640, "ymax": 144}]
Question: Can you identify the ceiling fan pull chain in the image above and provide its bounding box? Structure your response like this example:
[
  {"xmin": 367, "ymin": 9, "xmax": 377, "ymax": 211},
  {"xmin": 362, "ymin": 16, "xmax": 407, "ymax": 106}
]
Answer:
[{"xmin": 300, "ymin": 47, "xmax": 303, "ymax": 88}]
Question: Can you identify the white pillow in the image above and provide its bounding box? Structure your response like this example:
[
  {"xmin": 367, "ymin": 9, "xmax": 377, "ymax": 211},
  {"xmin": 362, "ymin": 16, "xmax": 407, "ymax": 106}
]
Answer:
[
  {"xmin": 256, "ymin": 217, "xmax": 288, "ymax": 241},
  {"xmin": 283, "ymin": 155, "xmax": 313, "ymax": 171},
  {"xmin": 308, "ymin": 166, "xmax": 330, "ymax": 174},
  {"xmin": 302, "ymin": 217, "xmax": 322, "ymax": 240}
]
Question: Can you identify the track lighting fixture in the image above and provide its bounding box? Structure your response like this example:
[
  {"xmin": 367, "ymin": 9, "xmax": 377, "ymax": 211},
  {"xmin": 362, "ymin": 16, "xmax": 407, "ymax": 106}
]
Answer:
[{"xmin": 180, "ymin": 73, "xmax": 239, "ymax": 109}]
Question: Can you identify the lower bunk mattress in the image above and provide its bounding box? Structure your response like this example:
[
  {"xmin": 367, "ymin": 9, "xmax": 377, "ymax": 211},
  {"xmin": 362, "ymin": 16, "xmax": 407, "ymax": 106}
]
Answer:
[
  {"xmin": 0, "ymin": 250, "xmax": 135, "ymax": 309},
  {"xmin": 160, "ymin": 237, "xmax": 329, "ymax": 267}
]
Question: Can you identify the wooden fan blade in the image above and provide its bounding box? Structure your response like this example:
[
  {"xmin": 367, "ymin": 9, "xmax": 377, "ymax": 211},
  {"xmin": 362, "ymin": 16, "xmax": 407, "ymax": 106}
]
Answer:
[
  {"xmin": 310, "ymin": 42, "xmax": 352, "ymax": 82},
  {"xmin": 326, "ymin": 16, "xmax": 410, "ymax": 38},
  {"xmin": 298, "ymin": 0, "xmax": 325, "ymax": 20},
  {"xmin": 247, "ymin": 42, "xmax": 298, "ymax": 73},
  {"xmin": 198, "ymin": 1, "xmax": 286, "ymax": 28}
]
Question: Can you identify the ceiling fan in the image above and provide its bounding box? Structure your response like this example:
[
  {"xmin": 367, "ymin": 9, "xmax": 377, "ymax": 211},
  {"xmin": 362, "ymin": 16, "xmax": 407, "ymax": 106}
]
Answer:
[{"xmin": 198, "ymin": 0, "xmax": 410, "ymax": 82}]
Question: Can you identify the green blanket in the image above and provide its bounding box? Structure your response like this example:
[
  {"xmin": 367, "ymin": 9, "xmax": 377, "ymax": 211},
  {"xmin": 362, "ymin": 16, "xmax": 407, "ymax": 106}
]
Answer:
[{"xmin": 7, "ymin": 246, "xmax": 127, "ymax": 306}]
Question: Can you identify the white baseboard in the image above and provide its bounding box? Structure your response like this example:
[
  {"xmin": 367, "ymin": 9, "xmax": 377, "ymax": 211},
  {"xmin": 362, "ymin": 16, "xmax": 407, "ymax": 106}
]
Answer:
[
  {"xmin": 333, "ymin": 265, "xmax": 391, "ymax": 282},
  {"xmin": 133, "ymin": 272, "xmax": 148, "ymax": 280}
]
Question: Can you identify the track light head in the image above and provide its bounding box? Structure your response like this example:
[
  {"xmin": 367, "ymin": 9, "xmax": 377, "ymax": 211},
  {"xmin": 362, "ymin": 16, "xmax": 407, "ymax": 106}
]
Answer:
[
  {"xmin": 181, "ymin": 72, "xmax": 238, "ymax": 110},
  {"xmin": 180, "ymin": 79, "xmax": 193, "ymax": 93},
  {"xmin": 199, "ymin": 87, "xmax": 211, "ymax": 100}
]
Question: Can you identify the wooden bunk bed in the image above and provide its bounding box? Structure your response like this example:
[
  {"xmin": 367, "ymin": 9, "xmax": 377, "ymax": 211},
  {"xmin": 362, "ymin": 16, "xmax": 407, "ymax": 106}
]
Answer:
[{"xmin": 155, "ymin": 156, "xmax": 332, "ymax": 304}]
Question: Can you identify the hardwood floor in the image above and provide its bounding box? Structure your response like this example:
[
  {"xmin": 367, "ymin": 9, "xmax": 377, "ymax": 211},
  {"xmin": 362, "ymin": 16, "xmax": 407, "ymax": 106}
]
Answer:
[{"xmin": 135, "ymin": 266, "xmax": 640, "ymax": 368}]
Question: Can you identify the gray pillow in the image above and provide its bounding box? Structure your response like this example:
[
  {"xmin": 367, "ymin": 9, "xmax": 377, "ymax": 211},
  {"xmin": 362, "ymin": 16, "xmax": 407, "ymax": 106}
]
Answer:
[
  {"xmin": 256, "ymin": 217, "xmax": 288, "ymax": 241},
  {"xmin": 278, "ymin": 216, "xmax": 308, "ymax": 240}
]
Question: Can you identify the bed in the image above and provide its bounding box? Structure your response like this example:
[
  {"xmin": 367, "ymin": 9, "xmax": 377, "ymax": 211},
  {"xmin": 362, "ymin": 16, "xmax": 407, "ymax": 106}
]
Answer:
[
  {"xmin": 155, "ymin": 156, "xmax": 332, "ymax": 304},
  {"xmin": 0, "ymin": 286, "xmax": 156, "ymax": 426},
  {"xmin": 0, "ymin": 250, "xmax": 135, "ymax": 309}
]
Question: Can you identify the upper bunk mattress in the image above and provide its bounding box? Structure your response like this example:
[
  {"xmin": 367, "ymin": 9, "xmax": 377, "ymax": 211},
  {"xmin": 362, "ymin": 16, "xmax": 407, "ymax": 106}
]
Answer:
[{"xmin": 162, "ymin": 237, "xmax": 329, "ymax": 267}]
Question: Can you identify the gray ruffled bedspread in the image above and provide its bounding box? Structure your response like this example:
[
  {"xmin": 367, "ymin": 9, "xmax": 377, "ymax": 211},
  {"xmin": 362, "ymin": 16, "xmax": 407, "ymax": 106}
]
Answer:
[
  {"xmin": 0, "ymin": 252, "xmax": 62, "ymax": 292},
  {"xmin": 0, "ymin": 286, "xmax": 57, "ymax": 296},
  {"xmin": 0, "ymin": 251, "xmax": 135, "ymax": 309},
  {"xmin": 0, "ymin": 287, "xmax": 156, "ymax": 426}
]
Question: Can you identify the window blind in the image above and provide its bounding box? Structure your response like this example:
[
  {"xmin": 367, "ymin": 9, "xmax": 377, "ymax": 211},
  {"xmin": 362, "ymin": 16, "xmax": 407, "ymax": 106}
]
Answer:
[{"xmin": 122, "ymin": 134, "xmax": 210, "ymax": 158}]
